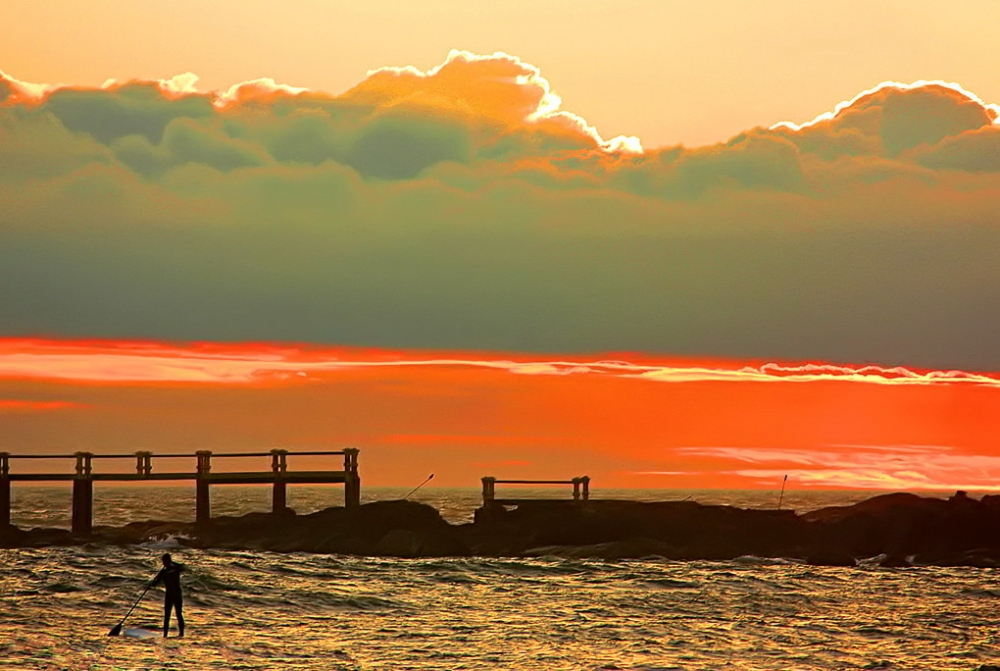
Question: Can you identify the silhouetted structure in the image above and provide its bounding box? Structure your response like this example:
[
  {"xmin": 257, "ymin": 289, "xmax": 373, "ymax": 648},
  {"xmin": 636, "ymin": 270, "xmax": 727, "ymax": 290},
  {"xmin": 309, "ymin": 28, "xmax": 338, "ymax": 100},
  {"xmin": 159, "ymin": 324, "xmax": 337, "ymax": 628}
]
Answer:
[
  {"xmin": 0, "ymin": 449, "xmax": 360, "ymax": 534},
  {"xmin": 480, "ymin": 475, "xmax": 590, "ymax": 506},
  {"xmin": 477, "ymin": 475, "xmax": 590, "ymax": 523},
  {"xmin": 152, "ymin": 552, "xmax": 185, "ymax": 637}
]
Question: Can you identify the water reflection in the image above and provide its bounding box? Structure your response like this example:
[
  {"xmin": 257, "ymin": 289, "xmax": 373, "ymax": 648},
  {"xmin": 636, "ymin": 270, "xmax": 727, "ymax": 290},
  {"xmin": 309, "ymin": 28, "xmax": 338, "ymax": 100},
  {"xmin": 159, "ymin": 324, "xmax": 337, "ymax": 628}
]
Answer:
[{"xmin": 2, "ymin": 546, "xmax": 998, "ymax": 671}]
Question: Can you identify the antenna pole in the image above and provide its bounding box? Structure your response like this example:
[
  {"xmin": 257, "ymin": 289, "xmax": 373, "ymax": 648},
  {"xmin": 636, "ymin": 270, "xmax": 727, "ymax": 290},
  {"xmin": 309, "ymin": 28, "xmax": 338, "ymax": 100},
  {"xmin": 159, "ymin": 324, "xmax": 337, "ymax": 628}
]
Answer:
[{"xmin": 404, "ymin": 473, "xmax": 435, "ymax": 499}]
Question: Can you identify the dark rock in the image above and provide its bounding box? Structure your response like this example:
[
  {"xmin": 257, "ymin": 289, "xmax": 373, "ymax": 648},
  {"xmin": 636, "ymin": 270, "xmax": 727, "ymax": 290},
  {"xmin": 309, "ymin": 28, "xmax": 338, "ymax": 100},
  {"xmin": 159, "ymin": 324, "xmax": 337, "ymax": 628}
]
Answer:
[
  {"xmin": 0, "ymin": 522, "xmax": 27, "ymax": 548},
  {"xmin": 5, "ymin": 492, "xmax": 1000, "ymax": 566},
  {"xmin": 466, "ymin": 499, "xmax": 811, "ymax": 560},
  {"xmin": 522, "ymin": 538, "xmax": 678, "ymax": 560},
  {"xmin": 375, "ymin": 529, "xmax": 423, "ymax": 558},
  {"xmin": 802, "ymin": 492, "xmax": 1000, "ymax": 561},
  {"xmin": 806, "ymin": 549, "xmax": 856, "ymax": 567},
  {"xmin": 877, "ymin": 553, "xmax": 912, "ymax": 568},
  {"xmin": 922, "ymin": 548, "xmax": 1000, "ymax": 568}
]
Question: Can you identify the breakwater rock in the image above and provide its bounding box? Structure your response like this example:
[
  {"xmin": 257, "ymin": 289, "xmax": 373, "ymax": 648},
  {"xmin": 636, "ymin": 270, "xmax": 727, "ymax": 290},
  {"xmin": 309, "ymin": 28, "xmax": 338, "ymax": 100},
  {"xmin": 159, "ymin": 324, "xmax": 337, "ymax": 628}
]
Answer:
[
  {"xmin": 4, "ymin": 492, "xmax": 1000, "ymax": 566},
  {"xmin": 468, "ymin": 491, "xmax": 1000, "ymax": 566}
]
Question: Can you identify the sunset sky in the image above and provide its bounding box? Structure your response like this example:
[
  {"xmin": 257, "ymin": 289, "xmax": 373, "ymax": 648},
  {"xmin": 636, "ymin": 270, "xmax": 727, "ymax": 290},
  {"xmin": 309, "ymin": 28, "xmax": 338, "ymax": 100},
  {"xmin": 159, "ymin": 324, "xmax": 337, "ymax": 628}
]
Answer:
[{"xmin": 2, "ymin": 2, "xmax": 999, "ymax": 490}]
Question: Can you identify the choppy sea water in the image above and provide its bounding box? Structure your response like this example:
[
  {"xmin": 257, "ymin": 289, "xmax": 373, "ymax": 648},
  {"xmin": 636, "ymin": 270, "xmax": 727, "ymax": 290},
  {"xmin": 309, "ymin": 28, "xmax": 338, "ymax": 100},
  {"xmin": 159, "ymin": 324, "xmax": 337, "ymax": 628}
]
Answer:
[{"xmin": 3, "ymin": 487, "xmax": 1000, "ymax": 671}]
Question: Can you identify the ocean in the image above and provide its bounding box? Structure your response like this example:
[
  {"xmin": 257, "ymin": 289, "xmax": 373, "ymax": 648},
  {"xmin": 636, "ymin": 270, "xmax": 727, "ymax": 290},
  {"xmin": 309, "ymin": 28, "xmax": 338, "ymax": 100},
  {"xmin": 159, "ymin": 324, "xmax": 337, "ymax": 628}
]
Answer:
[{"xmin": 2, "ymin": 487, "xmax": 999, "ymax": 671}]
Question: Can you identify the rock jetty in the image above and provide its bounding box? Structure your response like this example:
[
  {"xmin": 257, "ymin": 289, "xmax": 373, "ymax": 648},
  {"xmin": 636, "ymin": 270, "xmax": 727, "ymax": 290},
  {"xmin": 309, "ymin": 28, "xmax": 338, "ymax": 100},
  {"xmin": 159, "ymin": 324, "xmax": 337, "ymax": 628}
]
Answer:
[{"xmin": 4, "ymin": 491, "xmax": 1000, "ymax": 567}]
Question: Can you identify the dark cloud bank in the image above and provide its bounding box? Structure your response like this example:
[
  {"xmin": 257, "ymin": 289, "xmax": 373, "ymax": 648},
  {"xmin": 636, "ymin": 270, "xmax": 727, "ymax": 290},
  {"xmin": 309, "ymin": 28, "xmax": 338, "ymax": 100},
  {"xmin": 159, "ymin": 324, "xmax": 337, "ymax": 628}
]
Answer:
[{"xmin": 2, "ymin": 53, "xmax": 1000, "ymax": 370}]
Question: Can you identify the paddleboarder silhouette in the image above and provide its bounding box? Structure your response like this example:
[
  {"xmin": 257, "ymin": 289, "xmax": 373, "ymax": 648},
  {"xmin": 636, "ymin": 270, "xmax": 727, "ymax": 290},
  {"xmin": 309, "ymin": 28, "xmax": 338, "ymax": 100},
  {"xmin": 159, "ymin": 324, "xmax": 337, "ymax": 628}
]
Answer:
[{"xmin": 151, "ymin": 553, "xmax": 185, "ymax": 637}]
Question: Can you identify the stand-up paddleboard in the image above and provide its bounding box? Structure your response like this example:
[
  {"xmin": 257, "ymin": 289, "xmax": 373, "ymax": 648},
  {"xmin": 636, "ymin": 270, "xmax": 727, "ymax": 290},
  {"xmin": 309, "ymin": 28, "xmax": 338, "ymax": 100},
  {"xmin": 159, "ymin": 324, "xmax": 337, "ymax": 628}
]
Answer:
[{"xmin": 122, "ymin": 627, "xmax": 159, "ymax": 639}]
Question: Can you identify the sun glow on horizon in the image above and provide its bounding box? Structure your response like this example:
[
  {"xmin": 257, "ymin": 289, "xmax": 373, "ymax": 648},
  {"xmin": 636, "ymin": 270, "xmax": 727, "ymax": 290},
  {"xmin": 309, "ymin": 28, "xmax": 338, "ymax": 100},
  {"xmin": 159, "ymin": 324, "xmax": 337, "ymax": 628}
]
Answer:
[
  {"xmin": 1, "ymin": 337, "xmax": 999, "ymax": 491},
  {"xmin": 1, "ymin": 337, "xmax": 997, "ymax": 387}
]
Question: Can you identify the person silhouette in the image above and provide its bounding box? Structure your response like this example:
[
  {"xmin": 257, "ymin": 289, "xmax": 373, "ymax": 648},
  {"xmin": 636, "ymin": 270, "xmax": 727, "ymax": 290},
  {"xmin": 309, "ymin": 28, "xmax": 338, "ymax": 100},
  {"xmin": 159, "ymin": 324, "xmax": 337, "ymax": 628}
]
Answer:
[{"xmin": 151, "ymin": 553, "xmax": 185, "ymax": 637}]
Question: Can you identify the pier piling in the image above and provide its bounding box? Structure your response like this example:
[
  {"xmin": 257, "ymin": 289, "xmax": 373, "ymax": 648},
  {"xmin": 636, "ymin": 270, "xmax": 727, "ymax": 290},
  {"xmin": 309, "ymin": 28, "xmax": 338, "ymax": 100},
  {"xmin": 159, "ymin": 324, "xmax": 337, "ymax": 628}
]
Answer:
[
  {"xmin": 271, "ymin": 449, "xmax": 288, "ymax": 513},
  {"xmin": 196, "ymin": 450, "xmax": 212, "ymax": 524},
  {"xmin": 343, "ymin": 448, "xmax": 360, "ymax": 508},
  {"xmin": 135, "ymin": 451, "xmax": 152, "ymax": 476},
  {"xmin": 71, "ymin": 452, "xmax": 93, "ymax": 535},
  {"xmin": 481, "ymin": 476, "xmax": 496, "ymax": 504},
  {"xmin": 1, "ymin": 452, "xmax": 10, "ymax": 527}
]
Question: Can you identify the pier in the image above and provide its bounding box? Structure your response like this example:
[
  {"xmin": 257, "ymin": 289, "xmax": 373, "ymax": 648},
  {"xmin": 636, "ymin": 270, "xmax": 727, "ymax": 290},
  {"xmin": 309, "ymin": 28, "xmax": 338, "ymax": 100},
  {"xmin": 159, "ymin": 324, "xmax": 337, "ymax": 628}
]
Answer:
[
  {"xmin": 0, "ymin": 449, "xmax": 360, "ymax": 534},
  {"xmin": 480, "ymin": 476, "xmax": 590, "ymax": 506},
  {"xmin": 475, "ymin": 476, "xmax": 591, "ymax": 522}
]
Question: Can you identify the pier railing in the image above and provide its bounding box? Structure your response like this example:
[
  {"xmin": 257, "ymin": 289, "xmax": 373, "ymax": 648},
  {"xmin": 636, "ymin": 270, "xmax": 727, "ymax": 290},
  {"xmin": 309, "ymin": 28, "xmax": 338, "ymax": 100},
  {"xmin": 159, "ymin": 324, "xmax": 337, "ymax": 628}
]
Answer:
[
  {"xmin": 480, "ymin": 476, "xmax": 590, "ymax": 506},
  {"xmin": 0, "ymin": 448, "xmax": 360, "ymax": 534}
]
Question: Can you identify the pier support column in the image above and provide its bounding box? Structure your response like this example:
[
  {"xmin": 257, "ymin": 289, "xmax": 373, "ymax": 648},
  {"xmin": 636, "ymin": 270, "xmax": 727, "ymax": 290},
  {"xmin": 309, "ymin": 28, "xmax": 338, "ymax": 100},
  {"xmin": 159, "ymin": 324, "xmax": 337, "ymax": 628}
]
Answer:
[
  {"xmin": 71, "ymin": 452, "xmax": 93, "ymax": 535},
  {"xmin": 481, "ymin": 477, "xmax": 496, "ymax": 505},
  {"xmin": 581, "ymin": 476, "xmax": 590, "ymax": 501},
  {"xmin": 0, "ymin": 453, "xmax": 10, "ymax": 527},
  {"xmin": 343, "ymin": 448, "xmax": 360, "ymax": 508},
  {"xmin": 135, "ymin": 451, "xmax": 152, "ymax": 477},
  {"xmin": 196, "ymin": 450, "xmax": 212, "ymax": 524},
  {"xmin": 271, "ymin": 449, "xmax": 288, "ymax": 513}
]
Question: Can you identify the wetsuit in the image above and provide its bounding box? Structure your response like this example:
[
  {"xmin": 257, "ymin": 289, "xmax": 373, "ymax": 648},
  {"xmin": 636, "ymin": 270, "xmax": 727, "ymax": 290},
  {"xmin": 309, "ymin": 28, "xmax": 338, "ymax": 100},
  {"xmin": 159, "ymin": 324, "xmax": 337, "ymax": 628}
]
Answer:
[{"xmin": 152, "ymin": 561, "xmax": 185, "ymax": 637}]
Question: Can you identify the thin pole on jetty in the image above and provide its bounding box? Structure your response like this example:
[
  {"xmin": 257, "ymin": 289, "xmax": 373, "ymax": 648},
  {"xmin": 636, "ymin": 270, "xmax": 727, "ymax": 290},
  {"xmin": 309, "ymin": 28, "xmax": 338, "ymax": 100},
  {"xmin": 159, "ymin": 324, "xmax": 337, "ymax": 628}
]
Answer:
[
  {"xmin": 777, "ymin": 474, "xmax": 788, "ymax": 510},
  {"xmin": 403, "ymin": 473, "xmax": 434, "ymax": 499},
  {"xmin": 1, "ymin": 448, "xmax": 361, "ymax": 534}
]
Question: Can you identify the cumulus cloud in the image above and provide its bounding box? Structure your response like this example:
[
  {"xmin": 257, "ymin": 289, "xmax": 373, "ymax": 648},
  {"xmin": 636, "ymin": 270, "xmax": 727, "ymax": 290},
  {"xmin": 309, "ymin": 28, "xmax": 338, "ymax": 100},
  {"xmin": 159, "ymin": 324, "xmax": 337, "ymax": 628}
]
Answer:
[
  {"xmin": 0, "ymin": 68, "xmax": 54, "ymax": 102},
  {"xmin": 2, "ymin": 56, "xmax": 1000, "ymax": 368},
  {"xmin": 347, "ymin": 50, "xmax": 641, "ymax": 154},
  {"xmin": 772, "ymin": 80, "xmax": 998, "ymax": 153},
  {"xmin": 914, "ymin": 126, "xmax": 1000, "ymax": 172},
  {"xmin": 763, "ymin": 81, "xmax": 1000, "ymax": 201}
]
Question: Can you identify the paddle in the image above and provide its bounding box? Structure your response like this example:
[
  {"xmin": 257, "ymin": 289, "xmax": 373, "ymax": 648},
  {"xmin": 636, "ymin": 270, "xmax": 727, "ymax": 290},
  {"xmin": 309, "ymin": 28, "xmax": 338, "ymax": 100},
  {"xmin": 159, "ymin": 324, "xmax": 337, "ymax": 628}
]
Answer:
[{"xmin": 108, "ymin": 582, "xmax": 153, "ymax": 636}]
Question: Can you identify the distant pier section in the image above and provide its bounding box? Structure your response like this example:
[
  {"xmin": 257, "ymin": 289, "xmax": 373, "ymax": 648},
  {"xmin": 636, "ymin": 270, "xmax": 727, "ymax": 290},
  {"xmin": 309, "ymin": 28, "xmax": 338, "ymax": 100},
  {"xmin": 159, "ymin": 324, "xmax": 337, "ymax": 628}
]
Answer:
[
  {"xmin": 0, "ymin": 449, "xmax": 360, "ymax": 534},
  {"xmin": 477, "ymin": 475, "xmax": 590, "ymax": 522},
  {"xmin": 480, "ymin": 476, "xmax": 591, "ymax": 506}
]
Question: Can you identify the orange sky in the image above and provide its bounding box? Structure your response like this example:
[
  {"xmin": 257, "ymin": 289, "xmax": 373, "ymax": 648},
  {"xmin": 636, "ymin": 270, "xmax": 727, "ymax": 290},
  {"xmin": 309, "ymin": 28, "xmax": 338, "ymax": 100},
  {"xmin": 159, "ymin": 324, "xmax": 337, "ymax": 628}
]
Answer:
[
  {"xmin": 4, "ymin": 338, "xmax": 1000, "ymax": 491},
  {"xmin": 3, "ymin": 6, "xmax": 1000, "ymax": 495}
]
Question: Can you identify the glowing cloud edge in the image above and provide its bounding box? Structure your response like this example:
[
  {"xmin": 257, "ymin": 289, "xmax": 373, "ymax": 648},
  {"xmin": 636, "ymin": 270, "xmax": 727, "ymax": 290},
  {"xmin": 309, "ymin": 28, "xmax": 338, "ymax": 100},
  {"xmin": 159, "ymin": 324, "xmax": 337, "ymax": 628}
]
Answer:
[
  {"xmin": 6, "ymin": 59, "xmax": 1000, "ymax": 153},
  {"xmin": 770, "ymin": 79, "xmax": 1000, "ymax": 132}
]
